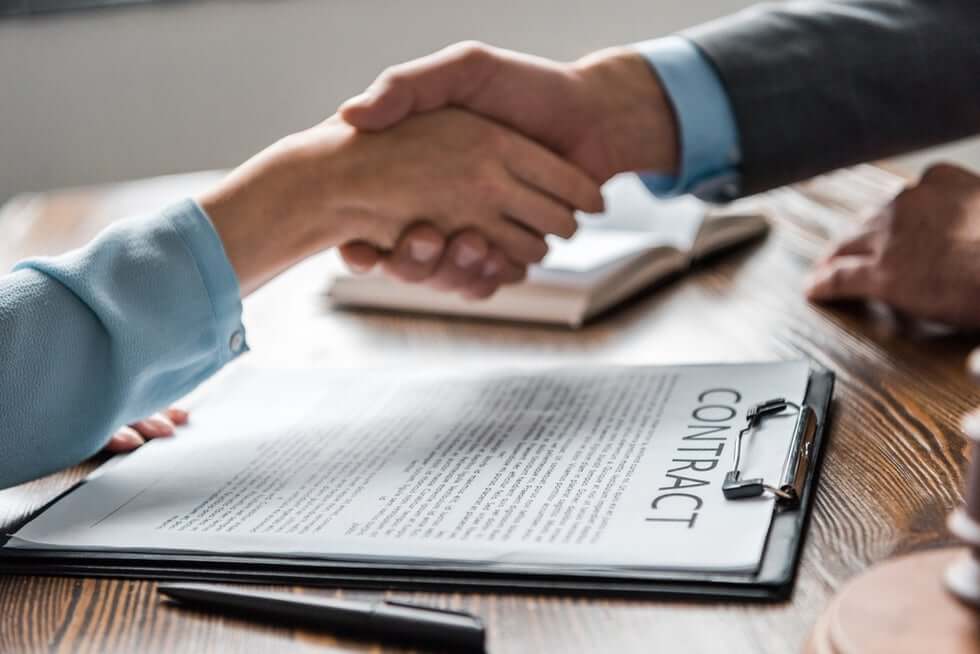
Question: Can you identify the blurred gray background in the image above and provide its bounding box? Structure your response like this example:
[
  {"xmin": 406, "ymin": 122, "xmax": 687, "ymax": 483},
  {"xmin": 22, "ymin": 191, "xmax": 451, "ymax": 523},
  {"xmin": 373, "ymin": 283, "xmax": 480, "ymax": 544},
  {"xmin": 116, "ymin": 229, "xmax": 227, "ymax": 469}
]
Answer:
[{"xmin": 2, "ymin": 0, "xmax": 978, "ymax": 201}]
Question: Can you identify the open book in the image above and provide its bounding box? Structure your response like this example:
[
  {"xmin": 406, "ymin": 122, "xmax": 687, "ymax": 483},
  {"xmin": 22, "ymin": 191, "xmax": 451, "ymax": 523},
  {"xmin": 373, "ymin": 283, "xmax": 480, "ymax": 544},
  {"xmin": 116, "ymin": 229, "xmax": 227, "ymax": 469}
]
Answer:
[{"xmin": 328, "ymin": 174, "xmax": 768, "ymax": 327}]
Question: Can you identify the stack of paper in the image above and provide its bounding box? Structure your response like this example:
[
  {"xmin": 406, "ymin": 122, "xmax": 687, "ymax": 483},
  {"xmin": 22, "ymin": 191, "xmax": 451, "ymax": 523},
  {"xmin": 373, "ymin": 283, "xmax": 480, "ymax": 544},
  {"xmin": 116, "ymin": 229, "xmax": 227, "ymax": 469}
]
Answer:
[{"xmin": 6, "ymin": 361, "xmax": 811, "ymax": 576}]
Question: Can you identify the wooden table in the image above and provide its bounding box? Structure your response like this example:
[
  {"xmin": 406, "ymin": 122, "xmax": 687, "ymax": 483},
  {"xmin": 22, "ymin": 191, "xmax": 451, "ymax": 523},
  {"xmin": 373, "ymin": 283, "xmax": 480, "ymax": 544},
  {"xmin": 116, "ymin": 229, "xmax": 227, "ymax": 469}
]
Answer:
[{"xmin": 1, "ymin": 165, "xmax": 977, "ymax": 653}]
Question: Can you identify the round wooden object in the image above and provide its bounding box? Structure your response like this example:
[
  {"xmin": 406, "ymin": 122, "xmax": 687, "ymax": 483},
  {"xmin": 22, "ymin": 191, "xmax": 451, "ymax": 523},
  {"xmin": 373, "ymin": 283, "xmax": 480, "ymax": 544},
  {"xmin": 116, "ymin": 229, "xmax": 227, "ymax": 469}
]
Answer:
[
  {"xmin": 968, "ymin": 347, "xmax": 980, "ymax": 380},
  {"xmin": 805, "ymin": 548, "xmax": 980, "ymax": 654}
]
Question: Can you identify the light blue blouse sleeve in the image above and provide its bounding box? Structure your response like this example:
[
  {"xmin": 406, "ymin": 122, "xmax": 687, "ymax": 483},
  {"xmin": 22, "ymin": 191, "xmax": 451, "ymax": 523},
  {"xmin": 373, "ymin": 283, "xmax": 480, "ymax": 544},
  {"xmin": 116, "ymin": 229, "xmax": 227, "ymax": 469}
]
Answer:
[
  {"xmin": 0, "ymin": 199, "xmax": 247, "ymax": 489},
  {"xmin": 633, "ymin": 36, "xmax": 743, "ymax": 203}
]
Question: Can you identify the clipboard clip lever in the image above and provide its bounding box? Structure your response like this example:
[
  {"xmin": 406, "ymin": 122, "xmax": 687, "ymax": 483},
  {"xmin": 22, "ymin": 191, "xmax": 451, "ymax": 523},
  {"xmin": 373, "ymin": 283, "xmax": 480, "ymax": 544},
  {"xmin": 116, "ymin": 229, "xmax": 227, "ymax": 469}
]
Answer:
[{"xmin": 722, "ymin": 397, "xmax": 819, "ymax": 509}]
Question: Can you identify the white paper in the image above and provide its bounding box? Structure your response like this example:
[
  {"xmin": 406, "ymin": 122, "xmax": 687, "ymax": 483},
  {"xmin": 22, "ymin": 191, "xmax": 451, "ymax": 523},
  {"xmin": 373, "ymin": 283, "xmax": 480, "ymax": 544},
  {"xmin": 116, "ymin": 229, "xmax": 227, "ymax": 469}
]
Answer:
[
  {"xmin": 7, "ymin": 362, "xmax": 810, "ymax": 575},
  {"xmin": 538, "ymin": 174, "xmax": 705, "ymax": 275}
]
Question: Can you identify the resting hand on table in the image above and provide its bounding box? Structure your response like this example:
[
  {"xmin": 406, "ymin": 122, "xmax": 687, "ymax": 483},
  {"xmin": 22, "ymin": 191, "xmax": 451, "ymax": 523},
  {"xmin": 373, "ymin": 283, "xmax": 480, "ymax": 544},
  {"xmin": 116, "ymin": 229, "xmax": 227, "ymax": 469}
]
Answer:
[
  {"xmin": 337, "ymin": 41, "xmax": 679, "ymax": 297},
  {"xmin": 807, "ymin": 164, "xmax": 980, "ymax": 328},
  {"xmin": 103, "ymin": 407, "xmax": 188, "ymax": 454}
]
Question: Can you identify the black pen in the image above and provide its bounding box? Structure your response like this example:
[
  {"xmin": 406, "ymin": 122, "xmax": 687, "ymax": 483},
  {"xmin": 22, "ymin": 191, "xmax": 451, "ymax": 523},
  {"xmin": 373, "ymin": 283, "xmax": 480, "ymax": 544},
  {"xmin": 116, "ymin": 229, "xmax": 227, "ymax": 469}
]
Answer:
[{"xmin": 158, "ymin": 582, "xmax": 486, "ymax": 652}]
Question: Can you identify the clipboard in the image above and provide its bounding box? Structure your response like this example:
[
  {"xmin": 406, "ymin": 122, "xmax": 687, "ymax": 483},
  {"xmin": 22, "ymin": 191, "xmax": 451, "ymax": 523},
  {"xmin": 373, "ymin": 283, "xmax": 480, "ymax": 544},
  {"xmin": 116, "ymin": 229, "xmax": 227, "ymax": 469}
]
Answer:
[{"xmin": 0, "ymin": 369, "xmax": 834, "ymax": 601}]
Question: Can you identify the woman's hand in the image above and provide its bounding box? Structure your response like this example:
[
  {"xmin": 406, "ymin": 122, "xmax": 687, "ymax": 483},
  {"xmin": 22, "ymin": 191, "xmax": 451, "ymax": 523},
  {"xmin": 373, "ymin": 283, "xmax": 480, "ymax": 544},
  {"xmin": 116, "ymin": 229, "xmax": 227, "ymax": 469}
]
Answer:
[
  {"xmin": 102, "ymin": 407, "xmax": 189, "ymax": 454},
  {"xmin": 198, "ymin": 109, "xmax": 602, "ymax": 295}
]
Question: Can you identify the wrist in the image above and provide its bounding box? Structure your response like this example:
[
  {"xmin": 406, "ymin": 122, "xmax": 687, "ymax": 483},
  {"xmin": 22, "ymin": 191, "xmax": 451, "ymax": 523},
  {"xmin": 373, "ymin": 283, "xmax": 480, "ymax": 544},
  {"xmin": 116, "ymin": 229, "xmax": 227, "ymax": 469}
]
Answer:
[
  {"xmin": 197, "ymin": 132, "xmax": 342, "ymax": 295},
  {"xmin": 572, "ymin": 47, "xmax": 680, "ymax": 178}
]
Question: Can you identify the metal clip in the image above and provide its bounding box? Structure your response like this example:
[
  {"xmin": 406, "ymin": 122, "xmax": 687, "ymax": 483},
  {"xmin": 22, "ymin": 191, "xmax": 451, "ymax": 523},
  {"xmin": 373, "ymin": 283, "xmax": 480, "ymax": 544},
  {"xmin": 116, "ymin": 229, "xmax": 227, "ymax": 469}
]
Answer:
[{"xmin": 723, "ymin": 398, "xmax": 817, "ymax": 508}]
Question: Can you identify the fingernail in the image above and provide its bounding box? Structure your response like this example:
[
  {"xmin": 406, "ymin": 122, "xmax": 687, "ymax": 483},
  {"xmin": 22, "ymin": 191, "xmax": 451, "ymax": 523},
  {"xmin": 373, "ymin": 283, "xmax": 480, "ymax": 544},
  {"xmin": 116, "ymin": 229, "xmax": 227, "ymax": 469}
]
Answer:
[
  {"xmin": 455, "ymin": 244, "xmax": 484, "ymax": 268},
  {"xmin": 410, "ymin": 239, "xmax": 440, "ymax": 262},
  {"xmin": 167, "ymin": 408, "xmax": 189, "ymax": 425},
  {"xmin": 482, "ymin": 259, "xmax": 500, "ymax": 278}
]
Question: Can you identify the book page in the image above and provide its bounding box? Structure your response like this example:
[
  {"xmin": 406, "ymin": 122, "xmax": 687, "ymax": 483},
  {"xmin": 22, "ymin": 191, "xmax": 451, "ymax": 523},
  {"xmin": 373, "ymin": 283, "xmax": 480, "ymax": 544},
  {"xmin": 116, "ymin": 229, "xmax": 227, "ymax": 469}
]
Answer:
[
  {"xmin": 7, "ymin": 362, "xmax": 810, "ymax": 574},
  {"xmin": 533, "ymin": 174, "xmax": 705, "ymax": 281}
]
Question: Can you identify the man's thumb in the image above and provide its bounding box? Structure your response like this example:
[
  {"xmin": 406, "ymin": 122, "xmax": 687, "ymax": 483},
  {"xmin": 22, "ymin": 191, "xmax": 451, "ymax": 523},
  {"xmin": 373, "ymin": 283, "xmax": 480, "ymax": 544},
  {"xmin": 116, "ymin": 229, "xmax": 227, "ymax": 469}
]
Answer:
[
  {"xmin": 339, "ymin": 83, "xmax": 411, "ymax": 131},
  {"xmin": 805, "ymin": 256, "xmax": 877, "ymax": 302}
]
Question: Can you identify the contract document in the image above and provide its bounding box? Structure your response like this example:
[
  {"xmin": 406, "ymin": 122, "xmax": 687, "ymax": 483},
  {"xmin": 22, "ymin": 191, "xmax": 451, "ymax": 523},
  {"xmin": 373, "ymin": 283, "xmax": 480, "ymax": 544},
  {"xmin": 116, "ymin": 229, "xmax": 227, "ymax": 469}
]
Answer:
[{"xmin": 6, "ymin": 362, "xmax": 811, "ymax": 576}]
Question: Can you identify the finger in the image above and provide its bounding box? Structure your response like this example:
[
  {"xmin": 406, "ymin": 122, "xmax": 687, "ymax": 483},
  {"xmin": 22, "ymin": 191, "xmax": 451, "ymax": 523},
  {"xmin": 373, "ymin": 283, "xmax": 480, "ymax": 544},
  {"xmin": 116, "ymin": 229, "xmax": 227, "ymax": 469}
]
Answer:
[
  {"xmin": 484, "ymin": 248, "xmax": 527, "ymax": 286},
  {"xmin": 504, "ymin": 139, "xmax": 605, "ymax": 213},
  {"xmin": 499, "ymin": 178, "xmax": 579, "ymax": 239},
  {"xmin": 131, "ymin": 415, "xmax": 175, "ymax": 439},
  {"xmin": 339, "ymin": 41, "xmax": 500, "ymax": 131},
  {"xmin": 920, "ymin": 162, "xmax": 974, "ymax": 186},
  {"xmin": 104, "ymin": 426, "xmax": 145, "ymax": 454},
  {"xmin": 425, "ymin": 231, "xmax": 490, "ymax": 292},
  {"xmin": 483, "ymin": 218, "xmax": 549, "ymax": 265},
  {"xmin": 164, "ymin": 407, "xmax": 189, "ymax": 426},
  {"xmin": 461, "ymin": 249, "xmax": 524, "ymax": 300},
  {"xmin": 822, "ymin": 230, "xmax": 878, "ymax": 261},
  {"xmin": 805, "ymin": 256, "xmax": 878, "ymax": 301},
  {"xmin": 461, "ymin": 248, "xmax": 524, "ymax": 300},
  {"xmin": 339, "ymin": 241, "xmax": 384, "ymax": 273},
  {"xmin": 380, "ymin": 223, "xmax": 446, "ymax": 282},
  {"xmin": 462, "ymin": 277, "xmax": 502, "ymax": 300}
]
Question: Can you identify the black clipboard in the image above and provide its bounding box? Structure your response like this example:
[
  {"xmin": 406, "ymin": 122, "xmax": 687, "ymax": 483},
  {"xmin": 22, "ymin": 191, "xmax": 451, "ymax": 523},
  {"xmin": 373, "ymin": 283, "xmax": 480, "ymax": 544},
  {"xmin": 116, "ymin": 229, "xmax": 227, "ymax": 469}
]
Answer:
[{"xmin": 0, "ymin": 369, "xmax": 834, "ymax": 601}]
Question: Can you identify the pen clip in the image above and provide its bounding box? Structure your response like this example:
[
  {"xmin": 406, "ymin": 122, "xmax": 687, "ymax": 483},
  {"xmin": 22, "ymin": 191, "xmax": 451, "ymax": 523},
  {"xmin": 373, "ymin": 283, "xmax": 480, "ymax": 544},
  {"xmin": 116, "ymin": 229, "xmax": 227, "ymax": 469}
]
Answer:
[{"xmin": 382, "ymin": 599, "xmax": 484, "ymax": 624}]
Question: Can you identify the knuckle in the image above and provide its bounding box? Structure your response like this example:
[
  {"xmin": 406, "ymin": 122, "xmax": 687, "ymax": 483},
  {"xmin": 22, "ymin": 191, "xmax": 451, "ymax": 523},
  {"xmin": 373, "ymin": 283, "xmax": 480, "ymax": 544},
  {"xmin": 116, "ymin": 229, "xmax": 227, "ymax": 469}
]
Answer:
[
  {"xmin": 449, "ymin": 40, "xmax": 491, "ymax": 63},
  {"xmin": 377, "ymin": 64, "xmax": 409, "ymax": 89},
  {"xmin": 472, "ymin": 168, "xmax": 506, "ymax": 200},
  {"xmin": 922, "ymin": 162, "xmax": 961, "ymax": 182}
]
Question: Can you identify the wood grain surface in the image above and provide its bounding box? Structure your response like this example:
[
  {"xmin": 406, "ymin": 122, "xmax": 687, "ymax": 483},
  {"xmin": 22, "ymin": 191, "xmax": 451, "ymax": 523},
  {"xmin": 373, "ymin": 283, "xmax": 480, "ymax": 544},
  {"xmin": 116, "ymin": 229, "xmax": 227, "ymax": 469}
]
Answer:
[{"xmin": 1, "ymin": 165, "xmax": 977, "ymax": 654}]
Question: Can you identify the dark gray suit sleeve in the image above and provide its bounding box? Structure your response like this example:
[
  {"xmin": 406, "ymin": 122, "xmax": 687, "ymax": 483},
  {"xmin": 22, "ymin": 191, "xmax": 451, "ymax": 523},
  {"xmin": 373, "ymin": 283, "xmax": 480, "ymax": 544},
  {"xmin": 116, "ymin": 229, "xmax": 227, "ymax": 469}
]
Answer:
[{"xmin": 684, "ymin": 0, "xmax": 980, "ymax": 195}]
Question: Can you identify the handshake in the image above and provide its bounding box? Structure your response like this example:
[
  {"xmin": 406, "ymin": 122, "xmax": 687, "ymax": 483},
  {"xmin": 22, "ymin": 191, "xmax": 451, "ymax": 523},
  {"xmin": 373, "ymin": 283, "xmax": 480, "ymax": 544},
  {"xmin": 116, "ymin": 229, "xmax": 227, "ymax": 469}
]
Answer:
[
  {"xmin": 133, "ymin": 43, "xmax": 676, "ymax": 455},
  {"xmin": 199, "ymin": 40, "xmax": 980, "ymax": 329},
  {"xmin": 124, "ymin": 39, "xmax": 980, "ymax": 455},
  {"xmin": 198, "ymin": 42, "xmax": 679, "ymax": 298}
]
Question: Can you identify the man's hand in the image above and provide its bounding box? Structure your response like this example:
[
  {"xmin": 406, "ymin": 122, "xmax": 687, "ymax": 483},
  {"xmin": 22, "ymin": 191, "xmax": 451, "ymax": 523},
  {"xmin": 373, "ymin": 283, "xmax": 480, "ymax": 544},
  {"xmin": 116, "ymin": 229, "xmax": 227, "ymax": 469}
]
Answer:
[
  {"xmin": 342, "ymin": 225, "xmax": 527, "ymax": 300},
  {"xmin": 103, "ymin": 407, "xmax": 189, "ymax": 453},
  {"xmin": 340, "ymin": 41, "xmax": 678, "ymax": 182},
  {"xmin": 807, "ymin": 164, "xmax": 980, "ymax": 328},
  {"xmin": 338, "ymin": 41, "xmax": 681, "ymax": 296}
]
